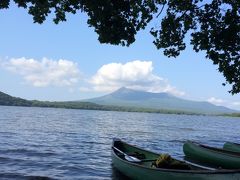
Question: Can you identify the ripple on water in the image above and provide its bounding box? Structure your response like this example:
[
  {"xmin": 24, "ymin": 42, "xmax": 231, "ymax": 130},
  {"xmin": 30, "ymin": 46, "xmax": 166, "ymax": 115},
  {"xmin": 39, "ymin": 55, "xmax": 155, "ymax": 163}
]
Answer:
[
  {"xmin": 0, "ymin": 106, "xmax": 239, "ymax": 179},
  {"xmin": 0, "ymin": 173, "xmax": 55, "ymax": 180}
]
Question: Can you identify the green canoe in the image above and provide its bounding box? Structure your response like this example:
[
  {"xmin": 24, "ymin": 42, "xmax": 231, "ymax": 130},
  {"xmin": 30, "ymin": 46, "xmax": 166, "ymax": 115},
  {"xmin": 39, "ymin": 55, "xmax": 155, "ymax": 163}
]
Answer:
[
  {"xmin": 112, "ymin": 139, "xmax": 240, "ymax": 180},
  {"xmin": 183, "ymin": 141, "xmax": 240, "ymax": 169},
  {"xmin": 224, "ymin": 142, "xmax": 240, "ymax": 153}
]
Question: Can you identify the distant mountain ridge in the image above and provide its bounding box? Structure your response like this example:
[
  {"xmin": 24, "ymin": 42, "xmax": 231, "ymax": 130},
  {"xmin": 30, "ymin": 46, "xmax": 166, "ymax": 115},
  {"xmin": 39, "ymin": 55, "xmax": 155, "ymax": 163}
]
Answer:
[
  {"xmin": 84, "ymin": 87, "xmax": 237, "ymax": 114},
  {"xmin": 0, "ymin": 90, "xmax": 199, "ymax": 115},
  {"xmin": 0, "ymin": 89, "xmax": 238, "ymax": 115}
]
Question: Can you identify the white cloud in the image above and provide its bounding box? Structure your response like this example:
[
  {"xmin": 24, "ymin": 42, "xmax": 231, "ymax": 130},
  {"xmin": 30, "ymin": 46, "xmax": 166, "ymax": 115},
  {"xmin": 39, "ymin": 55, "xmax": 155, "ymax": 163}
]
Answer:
[
  {"xmin": 232, "ymin": 102, "xmax": 240, "ymax": 106},
  {"xmin": 89, "ymin": 60, "xmax": 185, "ymax": 96},
  {"xmin": 78, "ymin": 87, "xmax": 92, "ymax": 92},
  {"xmin": 228, "ymin": 101, "xmax": 240, "ymax": 110},
  {"xmin": 2, "ymin": 57, "xmax": 80, "ymax": 87},
  {"xmin": 207, "ymin": 97, "xmax": 225, "ymax": 105},
  {"xmin": 207, "ymin": 97, "xmax": 240, "ymax": 110}
]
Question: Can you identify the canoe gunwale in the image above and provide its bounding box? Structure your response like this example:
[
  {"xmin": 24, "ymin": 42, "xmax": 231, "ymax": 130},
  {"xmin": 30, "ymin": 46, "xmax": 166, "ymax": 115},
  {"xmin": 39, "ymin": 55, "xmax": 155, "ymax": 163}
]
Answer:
[
  {"xmin": 190, "ymin": 141, "xmax": 240, "ymax": 157},
  {"xmin": 232, "ymin": 142, "xmax": 240, "ymax": 146},
  {"xmin": 112, "ymin": 139, "xmax": 240, "ymax": 174},
  {"xmin": 225, "ymin": 142, "xmax": 240, "ymax": 146}
]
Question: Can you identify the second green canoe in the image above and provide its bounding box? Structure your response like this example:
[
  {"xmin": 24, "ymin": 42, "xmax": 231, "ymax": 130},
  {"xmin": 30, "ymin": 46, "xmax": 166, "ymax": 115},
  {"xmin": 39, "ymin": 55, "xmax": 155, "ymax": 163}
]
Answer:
[
  {"xmin": 224, "ymin": 142, "xmax": 240, "ymax": 153},
  {"xmin": 183, "ymin": 141, "xmax": 240, "ymax": 169}
]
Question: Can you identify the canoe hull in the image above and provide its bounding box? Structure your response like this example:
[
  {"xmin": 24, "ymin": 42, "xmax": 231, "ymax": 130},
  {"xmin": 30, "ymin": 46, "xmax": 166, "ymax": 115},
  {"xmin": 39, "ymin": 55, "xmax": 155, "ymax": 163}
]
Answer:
[
  {"xmin": 183, "ymin": 141, "xmax": 240, "ymax": 169},
  {"xmin": 224, "ymin": 142, "xmax": 240, "ymax": 153},
  {"xmin": 112, "ymin": 151, "xmax": 240, "ymax": 180},
  {"xmin": 112, "ymin": 139, "xmax": 240, "ymax": 180}
]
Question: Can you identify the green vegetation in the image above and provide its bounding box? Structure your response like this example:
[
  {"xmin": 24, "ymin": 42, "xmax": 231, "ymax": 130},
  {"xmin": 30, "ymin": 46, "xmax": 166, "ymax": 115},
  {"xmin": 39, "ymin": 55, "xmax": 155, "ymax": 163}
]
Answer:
[
  {"xmin": 220, "ymin": 113, "xmax": 240, "ymax": 118},
  {"xmin": 1, "ymin": 90, "xmax": 239, "ymax": 117},
  {"xmin": 0, "ymin": 91, "xmax": 200, "ymax": 115},
  {"xmin": 0, "ymin": 91, "xmax": 32, "ymax": 106}
]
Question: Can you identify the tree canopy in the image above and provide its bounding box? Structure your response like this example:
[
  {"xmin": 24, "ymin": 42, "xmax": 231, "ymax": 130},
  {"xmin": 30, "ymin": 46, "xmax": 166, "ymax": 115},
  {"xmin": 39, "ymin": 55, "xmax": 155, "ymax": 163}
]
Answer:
[{"xmin": 1, "ymin": 0, "xmax": 239, "ymax": 94}]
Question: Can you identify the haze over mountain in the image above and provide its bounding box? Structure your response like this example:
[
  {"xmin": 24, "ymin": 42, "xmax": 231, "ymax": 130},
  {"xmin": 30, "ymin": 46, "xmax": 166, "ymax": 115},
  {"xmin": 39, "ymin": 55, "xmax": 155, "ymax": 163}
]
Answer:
[
  {"xmin": 84, "ymin": 87, "xmax": 237, "ymax": 114},
  {"xmin": 0, "ymin": 88, "xmax": 238, "ymax": 115}
]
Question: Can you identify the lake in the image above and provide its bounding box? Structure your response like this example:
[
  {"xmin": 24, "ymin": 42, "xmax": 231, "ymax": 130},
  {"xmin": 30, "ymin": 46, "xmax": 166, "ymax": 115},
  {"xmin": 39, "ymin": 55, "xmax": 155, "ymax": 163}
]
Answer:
[{"xmin": 0, "ymin": 106, "xmax": 239, "ymax": 179}]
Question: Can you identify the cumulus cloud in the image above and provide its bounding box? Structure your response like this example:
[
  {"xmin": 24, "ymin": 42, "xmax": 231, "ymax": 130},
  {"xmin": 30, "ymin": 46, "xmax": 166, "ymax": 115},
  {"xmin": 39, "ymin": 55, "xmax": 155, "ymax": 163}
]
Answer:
[
  {"xmin": 89, "ymin": 60, "xmax": 185, "ymax": 96},
  {"xmin": 2, "ymin": 57, "xmax": 80, "ymax": 87},
  {"xmin": 1, "ymin": 58, "xmax": 185, "ymax": 97}
]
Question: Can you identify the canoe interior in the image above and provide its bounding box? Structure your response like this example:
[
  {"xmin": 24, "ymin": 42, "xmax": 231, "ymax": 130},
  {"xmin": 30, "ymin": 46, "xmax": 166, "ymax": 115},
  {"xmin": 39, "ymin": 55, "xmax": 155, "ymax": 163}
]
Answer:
[
  {"xmin": 113, "ymin": 139, "xmax": 204, "ymax": 170},
  {"xmin": 113, "ymin": 139, "xmax": 159, "ymax": 168}
]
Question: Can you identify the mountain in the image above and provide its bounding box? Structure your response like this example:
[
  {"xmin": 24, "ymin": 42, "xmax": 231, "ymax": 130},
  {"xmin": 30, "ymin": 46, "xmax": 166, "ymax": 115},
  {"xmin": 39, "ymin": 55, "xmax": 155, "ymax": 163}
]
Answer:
[
  {"xmin": 0, "ymin": 91, "xmax": 32, "ymax": 106},
  {"xmin": 0, "ymin": 91, "xmax": 104, "ymax": 110},
  {"xmin": 0, "ymin": 89, "xmax": 238, "ymax": 115},
  {"xmin": 84, "ymin": 87, "xmax": 237, "ymax": 114}
]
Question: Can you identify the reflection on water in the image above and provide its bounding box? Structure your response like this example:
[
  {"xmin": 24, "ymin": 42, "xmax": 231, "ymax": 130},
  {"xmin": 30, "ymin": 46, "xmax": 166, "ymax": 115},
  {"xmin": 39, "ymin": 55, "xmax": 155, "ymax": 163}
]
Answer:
[{"xmin": 0, "ymin": 106, "xmax": 239, "ymax": 179}]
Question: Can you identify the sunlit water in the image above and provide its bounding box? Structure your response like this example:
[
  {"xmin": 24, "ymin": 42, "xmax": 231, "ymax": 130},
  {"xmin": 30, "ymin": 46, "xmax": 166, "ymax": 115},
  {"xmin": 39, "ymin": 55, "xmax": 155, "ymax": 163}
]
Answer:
[{"xmin": 0, "ymin": 106, "xmax": 239, "ymax": 179}]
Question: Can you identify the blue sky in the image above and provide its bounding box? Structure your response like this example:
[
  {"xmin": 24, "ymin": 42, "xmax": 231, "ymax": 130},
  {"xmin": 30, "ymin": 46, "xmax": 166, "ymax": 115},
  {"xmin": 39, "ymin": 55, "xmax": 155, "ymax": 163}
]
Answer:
[{"xmin": 0, "ymin": 3, "xmax": 239, "ymax": 110}]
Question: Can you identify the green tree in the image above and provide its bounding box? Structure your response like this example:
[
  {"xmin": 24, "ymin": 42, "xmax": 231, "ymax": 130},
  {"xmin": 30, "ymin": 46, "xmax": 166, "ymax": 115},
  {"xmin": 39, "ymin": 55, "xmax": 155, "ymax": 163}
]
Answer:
[{"xmin": 1, "ymin": 0, "xmax": 239, "ymax": 94}]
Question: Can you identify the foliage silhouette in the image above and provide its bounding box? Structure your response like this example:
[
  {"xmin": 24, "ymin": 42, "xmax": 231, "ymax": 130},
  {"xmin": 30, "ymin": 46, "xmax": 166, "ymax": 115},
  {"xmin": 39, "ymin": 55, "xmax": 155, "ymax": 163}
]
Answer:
[{"xmin": 1, "ymin": 0, "xmax": 239, "ymax": 94}]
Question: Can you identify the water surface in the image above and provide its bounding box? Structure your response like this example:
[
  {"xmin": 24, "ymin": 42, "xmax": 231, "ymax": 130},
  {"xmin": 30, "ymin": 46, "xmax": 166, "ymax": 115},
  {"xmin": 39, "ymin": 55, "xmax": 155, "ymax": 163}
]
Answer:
[{"xmin": 0, "ymin": 106, "xmax": 239, "ymax": 179}]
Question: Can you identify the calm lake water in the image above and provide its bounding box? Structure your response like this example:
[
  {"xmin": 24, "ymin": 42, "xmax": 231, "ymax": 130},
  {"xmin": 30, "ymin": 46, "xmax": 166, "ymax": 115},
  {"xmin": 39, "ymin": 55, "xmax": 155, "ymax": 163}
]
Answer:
[{"xmin": 0, "ymin": 106, "xmax": 239, "ymax": 179}]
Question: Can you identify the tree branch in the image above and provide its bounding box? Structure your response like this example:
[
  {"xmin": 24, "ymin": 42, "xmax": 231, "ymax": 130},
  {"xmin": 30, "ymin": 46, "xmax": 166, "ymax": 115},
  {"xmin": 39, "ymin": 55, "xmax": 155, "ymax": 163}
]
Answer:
[{"xmin": 156, "ymin": 0, "xmax": 167, "ymax": 18}]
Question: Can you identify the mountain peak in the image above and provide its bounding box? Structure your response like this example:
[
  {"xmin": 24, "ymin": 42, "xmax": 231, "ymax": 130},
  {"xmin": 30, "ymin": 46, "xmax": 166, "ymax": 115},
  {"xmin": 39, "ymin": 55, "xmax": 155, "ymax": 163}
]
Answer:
[
  {"xmin": 107, "ymin": 87, "xmax": 174, "ymax": 101},
  {"xmin": 85, "ymin": 88, "xmax": 237, "ymax": 114},
  {"xmin": 116, "ymin": 86, "xmax": 128, "ymax": 91},
  {"xmin": 113, "ymin": 87, "xmax": 171, "ymax": 96},
  {"xmin": 114, "ymin": 87, "xmax": 134, "ymax": 93}
]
